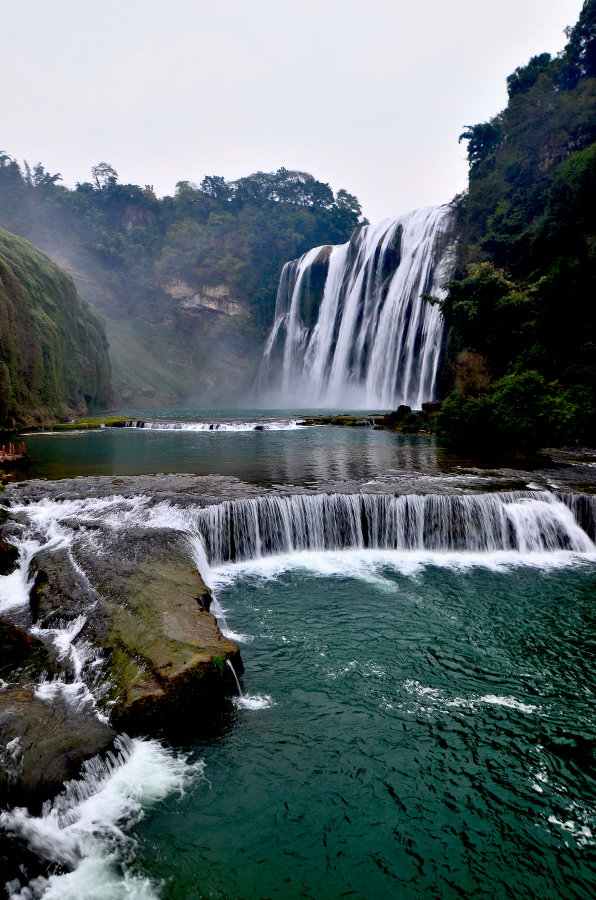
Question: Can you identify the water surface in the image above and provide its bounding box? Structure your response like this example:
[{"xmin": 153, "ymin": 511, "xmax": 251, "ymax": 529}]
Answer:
[
  {"xmin": 20, "ymin": 408, "xmax": 442, "ymax": 486},
  {"xmin": 133, "ymin": 554, "xmax": 596, "ymax": 899}
]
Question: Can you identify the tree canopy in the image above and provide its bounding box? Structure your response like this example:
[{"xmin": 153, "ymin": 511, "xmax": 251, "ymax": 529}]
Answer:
[{"xmin": 437, "ymin": 0, "xmax": 596, "ymax": 450}]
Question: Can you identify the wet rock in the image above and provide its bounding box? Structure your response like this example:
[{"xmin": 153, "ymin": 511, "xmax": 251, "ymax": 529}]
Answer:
[
  {"xmin": 30, "ymin": 547, "xmax": 101, "ymax": 631},
  {"xmin": 88, "ymin": 531, "xmax": 241, "ymax": 733},
  {"xmin": 0, "ymin": 536, "xmax": 18, "ymax": 577},
  {"xmin": 0, "ymin": 684, "xmax": 115, "ymax": 812},
  {"xmin": 0, "ymin": 833, "xmax": 54, "ymax": 899},
  {"xmin": 0, "ymin": 620, "xmax": 53, "ymax": 679},
  {"xmin": 30, "ymin": 526, "xmax": 242, "ymax": 734},
  {"xmin": 384, "ymin": 405, "xmax": 412, "ymax": 426}
]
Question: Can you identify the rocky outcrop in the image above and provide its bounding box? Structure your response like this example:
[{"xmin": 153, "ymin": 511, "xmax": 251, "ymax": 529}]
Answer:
[
  {"xmin": 0, "ymin": 619, "xmax": 52, "ymax": 678},
  {"xmin": 29, "ymin": 528, "xmax": 241, "ymax": 734},
  {"xmin": 0, "ymin": 684, "xmax": 115, "ymax": 811},
  {"xmin": 0, "ymin": 493, "xmax": 242, "ymax": 817},
  {"xmin": 0, "ymin": 616, "xmax": 115, "ymax": 811},
  {"xmin": 90, "ymin": 530, "xmax": 241, "ymax": 732},
  {"xmin": 299, "ymin": 403, "xmax": 443, "ymax": 433},
  {"xmin": 163, "ymin": 279, "xmax": 247, "ymax": 318}
]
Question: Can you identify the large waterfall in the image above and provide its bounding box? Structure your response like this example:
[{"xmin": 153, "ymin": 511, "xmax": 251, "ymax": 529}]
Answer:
[{"xmin": 254, "ymin": 204, "xmax": 456, "ymax": 409}]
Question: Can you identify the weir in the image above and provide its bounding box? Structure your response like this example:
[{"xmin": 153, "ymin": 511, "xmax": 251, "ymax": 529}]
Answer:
[
  {"xmin": 253, "ymin": 204, "xmax": 456, "ymax": 409},
  {"xmin": 190, "ymin": 491, "xmax": 596, "ymax": 566},
  {"xmin": 121, "ymin": 418, "xmax": 303, "ymax": 432}
]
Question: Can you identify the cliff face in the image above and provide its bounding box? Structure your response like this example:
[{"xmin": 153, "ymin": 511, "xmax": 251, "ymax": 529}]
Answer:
[
  {"xmin": 0, "ymin": 228, "xmax": 111, "ymax": 427},
  {"xmin": 38, "ymin": 239, "xmax": 258, "ymax": 408},
  {"xmin": 435, "ymin": 0, "xmax": 596, "ymax": 450}
]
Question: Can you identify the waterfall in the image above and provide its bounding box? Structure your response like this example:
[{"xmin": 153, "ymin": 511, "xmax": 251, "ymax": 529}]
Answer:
[
  {"xmin": 226, "ymin": 659, "xmax": 243, "ymax": 695},
  {"xmin": 253, "ymin": 204, "xmax": 456, "ymax": 409},
  {"xmin": 190, "ymin": 492, "xmax": 595, "ymax": 565}
]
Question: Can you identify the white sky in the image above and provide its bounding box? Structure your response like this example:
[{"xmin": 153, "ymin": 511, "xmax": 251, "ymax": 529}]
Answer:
[{"xmin": 1, "ymin": 0, "xmax": 585, "ymax": 223}]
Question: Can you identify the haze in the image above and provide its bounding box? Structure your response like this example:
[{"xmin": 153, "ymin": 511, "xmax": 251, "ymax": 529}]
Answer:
[{"xmin": 2, "ymin": 0, "xmax": 585, "ymax": 223}]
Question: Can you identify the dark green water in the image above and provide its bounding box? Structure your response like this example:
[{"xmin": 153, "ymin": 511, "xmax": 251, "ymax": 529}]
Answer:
[{"xmin": 134, "ymin": 554, "xmax": 596, "ymax": 899}]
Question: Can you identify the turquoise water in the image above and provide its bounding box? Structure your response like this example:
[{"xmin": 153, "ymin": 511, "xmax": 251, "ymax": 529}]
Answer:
[
  {"xmin": 20, "ymin": 408, "xmax": 441, "ymax": 485},
  {"xmin": 4, "ymin": 411, "xmax": 596, "ymax": 899},
  {"xmin": 133, "ymin": 554, "xmax": 596, "ymax": 899}
]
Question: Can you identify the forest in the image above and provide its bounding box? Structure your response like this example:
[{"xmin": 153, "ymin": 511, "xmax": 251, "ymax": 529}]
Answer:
[{"xmin": 435, "ymin": 0, "xmax": 596, "ymax": 450}]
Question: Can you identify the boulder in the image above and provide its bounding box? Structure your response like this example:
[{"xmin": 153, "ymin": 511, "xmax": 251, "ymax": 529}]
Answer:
[
  {"xmin": 31, "ymin": 527, "xmax": 242, "ymax": 734},
  {"xmin": 0, "ymin": 537, "xmax": 18, "ymax": 576},
  {"xmin": 0, "ymin": 683, "xmax": 115, "ymax": 811},
  {"xmin": 0, "ymin": 619, "xmax": 54, "ymax": 679},
  {"xmin": 421, "ymin": 401, "xmax": 443, "ymax": 415}
]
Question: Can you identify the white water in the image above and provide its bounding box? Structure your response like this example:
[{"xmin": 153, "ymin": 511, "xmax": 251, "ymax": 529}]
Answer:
[
  {"xmin": 184, "ymin": 491, "xmax": 596, "ymax": 566},
  {"xmin": 225, "ymin": 656, "xmax": 273, "ymax": 711},
  {"xmin": 2, "ymin": 736, "xmax": 203, "ymax": 900},
  {"xmin": 254, "ymin": 205, "xmax": 455, "ymax": 408},
  {"xmin": 122, "ymin": 418, "xmax": 305, "ymax": 432}
]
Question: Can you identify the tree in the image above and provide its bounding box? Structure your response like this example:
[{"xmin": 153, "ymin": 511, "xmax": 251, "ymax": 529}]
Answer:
[
  {"xmin": 91, "ymin": 161, "xmax": 118, "ymax": 190},
  {"xmin": 459, "ymin": 117, "xmax": 504, "ymax": 169},
  {"xmin": 507, "ymin": 53, "xmax": 554, "ymax": 98},
  {"xmin": 561, "ymin": 0, "xmax": 596, "ymax": 86},
  {"xmin": 200, "ymin": 175, "xmax": 231, "ymax": 201}
]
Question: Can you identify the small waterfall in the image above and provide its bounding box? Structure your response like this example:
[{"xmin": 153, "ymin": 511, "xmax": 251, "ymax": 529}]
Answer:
[
  {"xmin": 253, "ymin": 204, "xmax": 456, "ymax": 409},
  {"xmin": 191, "ymin": 492, "xmax": 595, "ymax": 565},
  {"xmin": 226, "ymin": 659, "xmax": 242, "ymax": 695},
  {"xmin": 121, "ymin": 419, "xmax": 304, "ymax": 432}
]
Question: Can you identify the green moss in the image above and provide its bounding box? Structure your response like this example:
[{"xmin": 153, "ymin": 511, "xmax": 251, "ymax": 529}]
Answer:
[
  {"xmin": 40, "ymin": 416, "xmax": 128, "ymax": 431},
  {"xmin": 212, "ymin": 655, "xmax": 224, "ymax": 675},
  {"xmin": 0, "ymin": 227, "xmax": 111, "ymax": 426}
]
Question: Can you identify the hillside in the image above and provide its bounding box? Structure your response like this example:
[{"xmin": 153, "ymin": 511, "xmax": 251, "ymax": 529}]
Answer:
[
  {"xmin": 0, "ymin": 228, "xmax": 111, "ymax": 427},
  {"xmin": 0, "ymin": 163, "xmax": 364, "ymax": 407},
  {"xmin": 435, "ymin": 0, "xmax": 596, "ymax": 450}
]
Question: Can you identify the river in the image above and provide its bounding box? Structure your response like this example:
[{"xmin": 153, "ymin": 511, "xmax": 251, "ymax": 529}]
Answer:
[{"xmin": 1, "ymin": 409, "xmax": 595, "ymax": 899}]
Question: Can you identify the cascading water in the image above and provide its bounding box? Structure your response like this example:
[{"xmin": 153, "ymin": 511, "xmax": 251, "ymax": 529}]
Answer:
[
  {"xmin": 188, "ymin": 491, "xmax": 595, "ymax": 565},
  {"xmin": 253, "ymin": 204, "xmax": 456, "ymax": 408},
  {"xmin": 226, "ymin": 658, "xmax": 242, "ymax": 695},
  {"xmin": 121, "ymin": 418, "xmax": 305, "ymax": 432}
]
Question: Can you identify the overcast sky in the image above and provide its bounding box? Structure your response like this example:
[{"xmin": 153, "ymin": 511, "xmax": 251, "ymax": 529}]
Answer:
[{"xmin": 2, "ymin": 0, "xmax": 585, "ymax": 223}]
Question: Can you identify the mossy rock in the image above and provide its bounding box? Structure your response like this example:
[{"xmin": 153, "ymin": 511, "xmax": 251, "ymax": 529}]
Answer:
[{"xmin": 100, "ymin": 541, "xmax": 241, "ymax": 732}]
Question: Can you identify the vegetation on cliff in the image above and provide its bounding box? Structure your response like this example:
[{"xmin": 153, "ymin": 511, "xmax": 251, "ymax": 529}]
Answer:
[
  {"xmin": 0, "ymin": 160, "xmax": 364, "ymax": 406},
  {"xmin": 0, "ymin": 227, "xmax": 111, "ymax": 427},
  {"xmin": 436, "ymin": 0, "xmax": 596, "ymax": 451}
]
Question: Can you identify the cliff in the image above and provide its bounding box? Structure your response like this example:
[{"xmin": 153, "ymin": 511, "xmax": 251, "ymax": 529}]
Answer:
[
  {"xmin": 436, "ymin": 0, "xmax": 596, "ymax": 450},
  {"xmin": 0, "ymin": 228, "xmax": 111, "ymax": 427}
]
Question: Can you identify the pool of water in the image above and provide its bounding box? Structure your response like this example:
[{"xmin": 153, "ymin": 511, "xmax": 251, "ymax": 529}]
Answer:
[
  {"xmin": 19, "ymin": 408, "xmax": 443, "ymax": 486},
  {"xmin": 3, "ymin": 411, "xmax": 596, "ymax": 899},
  {"xmin": 128, "ymin": 553, "xmax": 596, "ymax": 899}
]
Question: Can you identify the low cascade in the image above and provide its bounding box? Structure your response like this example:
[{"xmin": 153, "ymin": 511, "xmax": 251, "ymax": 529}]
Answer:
[
  {"xmin": 253, "ymin": 204, "xmax": 456, "ymax": 408},
  {"xmin": 122, "ymin": 419, "xmax": 302, "ymax": 432},
  {"xmin": 191, "ymin": 492, "xmax": 596, "ymax": 565}
]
